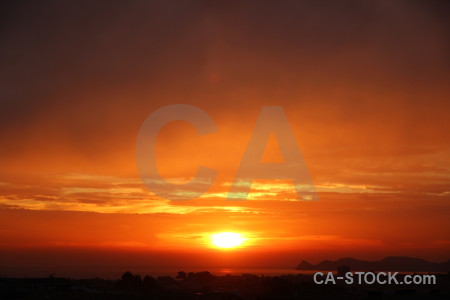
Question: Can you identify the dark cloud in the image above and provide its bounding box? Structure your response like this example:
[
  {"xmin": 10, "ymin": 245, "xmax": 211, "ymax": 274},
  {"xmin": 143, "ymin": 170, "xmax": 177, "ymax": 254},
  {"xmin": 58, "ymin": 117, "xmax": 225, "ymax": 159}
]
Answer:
[{"xmin": 0, "ymin": 0, "xmax": 448, "ymax": 173}]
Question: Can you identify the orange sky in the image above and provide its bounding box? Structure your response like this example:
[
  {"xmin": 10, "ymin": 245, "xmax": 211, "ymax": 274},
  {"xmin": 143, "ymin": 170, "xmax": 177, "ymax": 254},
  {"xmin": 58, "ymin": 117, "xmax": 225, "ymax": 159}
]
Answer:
[{"xmin": 0, "ymin": 1, "xmax": 449, "ymax": 275}]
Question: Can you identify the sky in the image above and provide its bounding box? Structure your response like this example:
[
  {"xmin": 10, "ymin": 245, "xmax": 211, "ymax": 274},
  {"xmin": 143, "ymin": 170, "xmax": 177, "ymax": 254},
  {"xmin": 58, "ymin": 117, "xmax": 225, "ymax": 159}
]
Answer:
[{"xmin": 0, "ymin": 0, "xmax": 449, "ymax": 276}]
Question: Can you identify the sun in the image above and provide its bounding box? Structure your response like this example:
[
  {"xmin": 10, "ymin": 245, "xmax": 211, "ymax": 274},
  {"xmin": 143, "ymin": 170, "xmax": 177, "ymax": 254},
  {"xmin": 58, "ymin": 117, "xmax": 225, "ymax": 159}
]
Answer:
[{"xmin": 211, "ymin": 232, "xmax": 246, "ymax": 248}]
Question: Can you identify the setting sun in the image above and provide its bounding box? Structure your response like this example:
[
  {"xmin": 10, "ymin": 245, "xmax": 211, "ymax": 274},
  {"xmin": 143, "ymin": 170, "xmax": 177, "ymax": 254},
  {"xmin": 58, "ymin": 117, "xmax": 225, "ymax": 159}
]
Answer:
[{"xmin": 211, "ymin": 232, "xmax": 246, "ymax": 248}]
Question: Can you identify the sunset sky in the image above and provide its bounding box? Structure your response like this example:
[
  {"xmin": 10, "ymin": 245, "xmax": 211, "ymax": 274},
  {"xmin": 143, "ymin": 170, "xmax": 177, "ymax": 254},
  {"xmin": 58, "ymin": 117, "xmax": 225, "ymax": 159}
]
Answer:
[{"xmin": 0, "ymin": 0, "xmax": 449, "ymax": 276}]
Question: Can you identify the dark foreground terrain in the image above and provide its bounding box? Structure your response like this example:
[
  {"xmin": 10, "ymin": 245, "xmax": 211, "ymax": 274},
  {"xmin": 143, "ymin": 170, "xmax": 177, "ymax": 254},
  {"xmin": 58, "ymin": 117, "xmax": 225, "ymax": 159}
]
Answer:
[{"xmin": 0, "ymin": 270, "xmax": 449, "ymax": 300}]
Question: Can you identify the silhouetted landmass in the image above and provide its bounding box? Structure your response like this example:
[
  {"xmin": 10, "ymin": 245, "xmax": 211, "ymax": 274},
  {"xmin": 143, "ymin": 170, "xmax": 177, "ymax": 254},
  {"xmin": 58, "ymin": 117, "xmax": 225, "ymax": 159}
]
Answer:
[
  {"xmin": 0, "ymin": 269, "xmax": 449, "ymax": 300},
  {"xmin": 296, "ymin": 256, "xmax": 450, "ymax": 272}
]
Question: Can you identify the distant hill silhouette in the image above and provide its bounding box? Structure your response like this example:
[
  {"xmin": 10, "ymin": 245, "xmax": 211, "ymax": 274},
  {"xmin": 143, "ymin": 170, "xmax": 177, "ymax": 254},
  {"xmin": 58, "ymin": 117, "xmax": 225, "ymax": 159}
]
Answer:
[{"xmin": 296, "ymin": 256, "xmax": 450, "ymax": 272}]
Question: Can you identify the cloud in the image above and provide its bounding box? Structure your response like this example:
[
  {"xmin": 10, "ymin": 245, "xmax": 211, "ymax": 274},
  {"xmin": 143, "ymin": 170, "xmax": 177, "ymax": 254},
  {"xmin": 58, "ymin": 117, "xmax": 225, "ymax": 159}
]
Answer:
[
  {"xmin": 0, "ymin": 1, "xmax": 449, "ymax": 175},
  {"xmin": 0, "ymin": 1, "xmax": 449, "ymax": 261}
]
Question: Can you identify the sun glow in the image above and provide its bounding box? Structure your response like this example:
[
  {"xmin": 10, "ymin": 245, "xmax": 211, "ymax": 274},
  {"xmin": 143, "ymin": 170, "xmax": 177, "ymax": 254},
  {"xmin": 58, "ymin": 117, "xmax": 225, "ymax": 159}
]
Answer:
[{"xmin": 211, "ymin": 232, "xmax": 246, "ymax": 248}]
